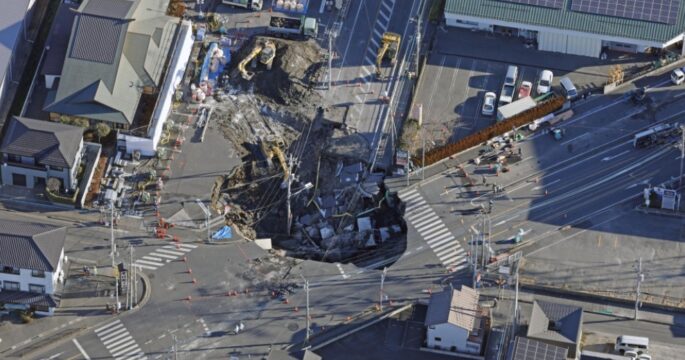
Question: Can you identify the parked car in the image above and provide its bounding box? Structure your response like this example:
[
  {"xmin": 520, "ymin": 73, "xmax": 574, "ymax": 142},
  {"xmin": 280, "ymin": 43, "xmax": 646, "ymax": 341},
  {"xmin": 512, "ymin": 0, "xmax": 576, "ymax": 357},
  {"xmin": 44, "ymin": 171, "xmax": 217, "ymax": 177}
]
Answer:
[
  {"xmin": 482, "ymin": 92, "xmax": 496, "ymax": 116},
  {"xmin": 671, "ymin": 68, "xmax": 685, "ymax": 85},
  {"xmin": 537, "ymin": 70, "xmax": 553, "ymax": 94},
  {"xmin": 518, "ymin": 81, "xmax": 532, "ymax": 99}
]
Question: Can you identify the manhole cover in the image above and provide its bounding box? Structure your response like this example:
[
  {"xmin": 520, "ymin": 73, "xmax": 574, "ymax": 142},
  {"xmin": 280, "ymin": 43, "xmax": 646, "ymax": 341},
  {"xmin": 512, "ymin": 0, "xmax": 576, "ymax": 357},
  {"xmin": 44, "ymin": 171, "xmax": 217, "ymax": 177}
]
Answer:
[{"xmin": 287, "ymin": 323, "xmax": 299, "ymax": 331}]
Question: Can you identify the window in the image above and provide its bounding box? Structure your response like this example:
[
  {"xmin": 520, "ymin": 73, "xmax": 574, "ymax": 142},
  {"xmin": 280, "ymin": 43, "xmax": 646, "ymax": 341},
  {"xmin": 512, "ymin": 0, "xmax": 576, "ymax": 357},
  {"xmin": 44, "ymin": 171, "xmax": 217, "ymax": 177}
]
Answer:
[
  {"xmin": 50, "ymin": 166, "xmax": 64, "ymax": 172},
  {"xmin": 31, "ymin": 269, "xmax": 45, "ymax": 278},
  {"xmin": 7, "ymin": 154, "xmax": 21, "ymax": 163},
  {"xmin": 2, "ymin": 266, "xmax": 20, "ymax": 275},
  {"xmin": 3, "ymin": 281, "xmax": 19, "ymax": 291},
  {"xmin": 434, "ymin": 337, "xmax": 442, "ymax": 342},
  {"xmin": 29, "ymin": 284, "xmax": 45, "ymax": 294}
]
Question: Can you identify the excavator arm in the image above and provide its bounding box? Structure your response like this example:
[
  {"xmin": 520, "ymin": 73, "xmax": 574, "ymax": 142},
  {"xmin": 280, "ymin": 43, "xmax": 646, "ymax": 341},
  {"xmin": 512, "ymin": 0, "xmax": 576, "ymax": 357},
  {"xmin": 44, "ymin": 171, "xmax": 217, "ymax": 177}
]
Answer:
[
  {"xmin": 238, "ymin": 44, "xmax": 264, "ymax": 80},
  {"xmin": 375, "ymin": 32, "xmax": 401, "ymax": 77}
]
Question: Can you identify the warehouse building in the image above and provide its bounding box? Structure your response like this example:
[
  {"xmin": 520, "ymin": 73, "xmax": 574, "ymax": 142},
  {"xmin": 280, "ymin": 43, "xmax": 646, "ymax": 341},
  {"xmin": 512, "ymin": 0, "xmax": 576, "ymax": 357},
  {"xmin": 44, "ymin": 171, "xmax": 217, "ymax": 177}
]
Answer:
[{"xmin": 444, "ymin": 0, "xmax": 685, "ymax": 58}]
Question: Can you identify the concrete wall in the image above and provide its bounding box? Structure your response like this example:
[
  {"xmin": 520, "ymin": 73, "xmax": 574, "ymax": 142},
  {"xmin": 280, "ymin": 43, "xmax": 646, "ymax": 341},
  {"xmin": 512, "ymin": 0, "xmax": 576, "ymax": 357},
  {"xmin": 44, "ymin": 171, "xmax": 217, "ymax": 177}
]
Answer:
[{"xmin": 426, "ymin": 323, "xmax": 469, "ymax": 352}]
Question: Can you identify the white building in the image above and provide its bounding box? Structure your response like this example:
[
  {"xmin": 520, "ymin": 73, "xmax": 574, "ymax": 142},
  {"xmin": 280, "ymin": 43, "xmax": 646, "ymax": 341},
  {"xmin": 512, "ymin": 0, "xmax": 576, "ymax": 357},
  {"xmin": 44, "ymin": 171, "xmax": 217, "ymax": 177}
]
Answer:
[
  {"xmin": 0, "ymin": 116, "xmax": 84, "ymax": 191},
  {"xmin": 0, "ymin": 218, "xmax": 67, "ymax": 315},
  {"xmin": 444, "ymin": 0, "xmax": 685, "ymax": 58},
  {"xmin": 425, "ymin": 286, "xmax": 484, "ymax": 354}
]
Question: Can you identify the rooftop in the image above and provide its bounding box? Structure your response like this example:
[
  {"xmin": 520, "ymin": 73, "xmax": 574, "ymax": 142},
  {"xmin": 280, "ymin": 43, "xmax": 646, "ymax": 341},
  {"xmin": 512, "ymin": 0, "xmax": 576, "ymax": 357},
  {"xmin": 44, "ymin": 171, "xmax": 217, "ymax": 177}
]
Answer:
[
  {"xmin": 1, "ymin": 116, "xmax": 83, "ymax": 168},
  {"xmin": 44, "ymin": 0, "xmax": 178, "ymax": 125},
  {"xmin": 514, "ymin": 336, "xmax": 569, "ymax": 360},
  {"xmin": 445, "ymin": 0, "xmax": 685, "ymax": 43},
  {"xmin": 527, "ymin": 300, "xmax": 583, "ymax": 345},
  {"xmin": 425, "ymin": 286, "xmax": 480, "ymax": 330},
  {"xmin": 0, "ymin": 218, "xmax": 66, "ymax": 272},
  {"xmin": 0, "ymin": 0, "xmax": 32, "ymax": 83}
]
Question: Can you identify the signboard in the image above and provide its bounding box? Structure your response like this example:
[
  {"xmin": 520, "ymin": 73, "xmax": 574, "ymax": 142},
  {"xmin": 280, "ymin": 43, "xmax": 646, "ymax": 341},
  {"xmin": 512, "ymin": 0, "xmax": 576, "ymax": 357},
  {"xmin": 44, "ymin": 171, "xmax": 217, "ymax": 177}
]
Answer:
[{"xmin": 508, "ymin": 251, "xmax": 523, "ymax": 264}]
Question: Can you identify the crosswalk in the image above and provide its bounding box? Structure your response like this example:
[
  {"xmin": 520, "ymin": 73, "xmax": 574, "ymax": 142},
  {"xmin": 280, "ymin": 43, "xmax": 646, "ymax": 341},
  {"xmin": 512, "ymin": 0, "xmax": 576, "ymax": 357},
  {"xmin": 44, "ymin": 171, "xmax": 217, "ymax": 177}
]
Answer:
[
  {"xmin": 94, "ymin": 319, "xmax": 146, "ymax": 360},
  {"xmin": 133, "ymin": 243, "xmax": 197, "ymax": 271},
  {"xmin": 400, "ymin": 188, "xmax": 469, "ymax": 272}
]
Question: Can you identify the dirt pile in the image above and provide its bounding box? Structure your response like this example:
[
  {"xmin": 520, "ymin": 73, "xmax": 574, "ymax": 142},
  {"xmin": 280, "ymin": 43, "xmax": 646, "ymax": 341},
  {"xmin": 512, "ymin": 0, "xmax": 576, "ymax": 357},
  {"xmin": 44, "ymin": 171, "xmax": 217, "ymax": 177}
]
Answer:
[{"xmin": 252, "ymin": 38, "xmax": 324, "ymax": 105}]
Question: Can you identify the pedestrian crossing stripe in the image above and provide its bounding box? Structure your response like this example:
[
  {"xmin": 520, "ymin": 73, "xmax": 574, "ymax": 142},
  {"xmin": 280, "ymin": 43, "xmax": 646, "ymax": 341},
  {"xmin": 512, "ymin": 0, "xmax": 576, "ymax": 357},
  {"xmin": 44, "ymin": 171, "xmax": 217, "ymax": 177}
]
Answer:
[
  {"xmin": 94, "ymin": 320, "xmax": 147, "ymax": 360},
  {"xmin": 133, "ymin": 243, "xmax": 198, "ymax": 271},
  {"xmin": 402, "ymin": 190, "xmax": 470, "ymax": 272}
]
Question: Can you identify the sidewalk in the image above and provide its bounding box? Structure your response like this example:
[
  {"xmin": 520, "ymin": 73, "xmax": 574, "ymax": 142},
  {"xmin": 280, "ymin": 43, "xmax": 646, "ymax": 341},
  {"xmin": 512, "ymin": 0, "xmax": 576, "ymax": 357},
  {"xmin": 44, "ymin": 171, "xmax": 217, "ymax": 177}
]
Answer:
[{"xmin": 0, "ymin": 261, "xmax": 151, "ymax": 358}]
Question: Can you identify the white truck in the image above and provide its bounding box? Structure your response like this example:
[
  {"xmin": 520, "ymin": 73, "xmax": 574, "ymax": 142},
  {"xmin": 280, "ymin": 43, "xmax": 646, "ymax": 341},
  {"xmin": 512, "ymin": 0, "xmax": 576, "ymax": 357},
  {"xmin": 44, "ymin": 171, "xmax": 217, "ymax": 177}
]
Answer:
[
  {"xmin": 267, "ymin": 15, "xmax": 318, "ymax": 39},
  {"xmin": 223, "ymin": 0, "xmax": 262, "ymax": 10},
  {"xmin": 496, "ymin": 96, "xmax": 536, "ymax": 121}
]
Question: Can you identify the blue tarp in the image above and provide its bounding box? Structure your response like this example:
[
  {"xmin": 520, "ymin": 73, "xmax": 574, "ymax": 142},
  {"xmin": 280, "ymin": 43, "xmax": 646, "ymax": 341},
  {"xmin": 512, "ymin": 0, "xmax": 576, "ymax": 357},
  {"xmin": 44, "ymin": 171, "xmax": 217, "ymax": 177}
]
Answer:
[{"xmin": 212, "ymin": 225, "xmax": 233, "ymax": 239}]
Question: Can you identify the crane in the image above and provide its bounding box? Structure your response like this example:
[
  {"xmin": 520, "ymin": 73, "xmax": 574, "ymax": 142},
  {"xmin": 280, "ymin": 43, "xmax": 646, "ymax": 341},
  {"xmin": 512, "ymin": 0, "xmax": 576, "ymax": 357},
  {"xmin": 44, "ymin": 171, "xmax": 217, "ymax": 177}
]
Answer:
[{"xmin": 375, "ymin": 32, "xmax": 401, "ymax": 78}]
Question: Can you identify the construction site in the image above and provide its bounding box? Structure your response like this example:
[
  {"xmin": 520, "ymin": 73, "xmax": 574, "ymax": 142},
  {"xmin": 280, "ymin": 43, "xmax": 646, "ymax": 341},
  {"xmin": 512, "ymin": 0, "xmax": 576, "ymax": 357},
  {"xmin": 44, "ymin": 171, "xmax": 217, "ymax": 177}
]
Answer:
[{"xmin": 187, "ymin": 33, "xmax": 407, "ymax": 267}]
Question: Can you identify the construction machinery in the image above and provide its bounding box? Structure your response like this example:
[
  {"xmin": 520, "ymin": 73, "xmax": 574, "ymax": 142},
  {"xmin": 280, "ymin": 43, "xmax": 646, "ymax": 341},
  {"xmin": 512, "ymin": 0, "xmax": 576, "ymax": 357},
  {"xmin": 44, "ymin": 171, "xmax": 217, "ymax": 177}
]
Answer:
[
  {"xmin": 375, "ymin": 32, "xmax": 401, "ymax": 77},
  {"xmin": 259, "ymin": 135, "xmax": 289, "ymax": 181},
  {"xmin": 238, "ymin": 40, "xmax": 276, "ymax": 80}
]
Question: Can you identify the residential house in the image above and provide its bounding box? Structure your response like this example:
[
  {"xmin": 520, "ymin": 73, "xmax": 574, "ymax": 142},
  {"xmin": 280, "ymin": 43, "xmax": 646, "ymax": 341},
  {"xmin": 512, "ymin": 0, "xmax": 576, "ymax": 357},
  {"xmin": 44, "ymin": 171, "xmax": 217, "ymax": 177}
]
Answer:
[
  {"xmin": 513, "ymin": 336, "xmax": 569, "ymax": 360},
  {"xmin": 0, "ymin": 116, "xmax": 84, "ymax": 191},
  {"xmin": 44, "ymin": 0, "xmax": 179, "ymax": 129},
  {"xmin": 527, "ymin": 300, "xmax": 584, "ymax": 359},
  {"xmin": 425, "ymin": 286, "xmax": 484, "ymax": 354},
  {"xmin": 0, "ymin": 0, "xmax": 36, "ymax": 109},
  {"xmin": 0, "ymin": 218, "xmax": 67, "ymax": 315}
]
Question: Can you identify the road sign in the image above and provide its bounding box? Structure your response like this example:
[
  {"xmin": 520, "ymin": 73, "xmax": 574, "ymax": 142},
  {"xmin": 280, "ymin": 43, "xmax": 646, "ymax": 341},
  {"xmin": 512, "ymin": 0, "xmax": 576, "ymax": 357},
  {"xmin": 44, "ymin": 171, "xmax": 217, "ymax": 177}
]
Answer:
[{"xmin": 508, "ymin": 251, "xmax": 523, "ymax": 264}]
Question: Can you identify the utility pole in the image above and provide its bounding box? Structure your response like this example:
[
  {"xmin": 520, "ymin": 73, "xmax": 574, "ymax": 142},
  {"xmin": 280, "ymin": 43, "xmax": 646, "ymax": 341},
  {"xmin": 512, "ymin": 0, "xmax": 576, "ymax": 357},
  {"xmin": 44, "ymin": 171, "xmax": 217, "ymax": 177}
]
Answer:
[
  {"xmin": 635, "ymin": 259, "xmax": 642, "ymax": 319},
  {"xmin": 420, "ymin": 104, "xmax": 425, "ymax": 181},
  {"xmin": 129, "ymin": 247, "xmax": 134, "ymax": 310},
  {"xmin": 285, "ymin": 155, "xmax": 298, "ymax": 235},
  {"xmin": 415, "ymin": 9, "xmax": 421, "ymax": 74},
  {"xmin": 327, "ymin": 28, "xmax": 336, "ymax": 90},
  {"xmin": 513, "ymin": 260, "xmax": 520, "ymax": 337},
  {"xmin": 172, "ymin": 334, "xmax": 178, "ymax": 360},
  {"xmin": 380, "ymin": 267, "xmax": 387, "ymax": 311},
  {"xmin": 679, "ymin": 125, "xmax": 684, "ymax": 192},
  {"xmin": 110, "ymin": 203, "xmax": 119, "ymax": 311},
  {"xmin": 302, "ymin": 276, "xmax": 311, "ymax": 344}
]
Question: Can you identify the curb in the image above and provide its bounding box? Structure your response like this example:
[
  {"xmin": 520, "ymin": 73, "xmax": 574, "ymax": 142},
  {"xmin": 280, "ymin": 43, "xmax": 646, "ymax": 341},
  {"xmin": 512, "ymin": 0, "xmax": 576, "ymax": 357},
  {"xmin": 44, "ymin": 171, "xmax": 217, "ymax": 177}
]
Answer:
[{"xmin": 2, "ymin": 272, "xmax": 152, "ymax": 358}]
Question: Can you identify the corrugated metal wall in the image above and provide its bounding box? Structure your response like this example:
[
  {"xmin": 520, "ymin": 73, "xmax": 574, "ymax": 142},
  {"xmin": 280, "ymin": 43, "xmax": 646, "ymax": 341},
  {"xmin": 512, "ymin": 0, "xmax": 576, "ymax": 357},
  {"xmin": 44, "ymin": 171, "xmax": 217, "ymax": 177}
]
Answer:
[{"xmin": 538, "ymin": 32, "xmax": 601, "ymax": 57}]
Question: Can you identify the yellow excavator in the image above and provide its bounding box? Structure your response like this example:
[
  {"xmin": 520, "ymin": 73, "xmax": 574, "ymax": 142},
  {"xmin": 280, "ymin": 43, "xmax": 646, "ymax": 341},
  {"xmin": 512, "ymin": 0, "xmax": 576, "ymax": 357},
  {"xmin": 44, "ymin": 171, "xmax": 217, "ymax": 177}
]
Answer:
[
  {"xmin": 375, "ymin": 32, "xmax": 401, "ymax": 78},
  {"xmin": 259, "ymin": 135, "xmax": 289, "ymax": 181},
  {"xmin": 238, "ymin": 40, "xmax": 277, "ymax": 80}
]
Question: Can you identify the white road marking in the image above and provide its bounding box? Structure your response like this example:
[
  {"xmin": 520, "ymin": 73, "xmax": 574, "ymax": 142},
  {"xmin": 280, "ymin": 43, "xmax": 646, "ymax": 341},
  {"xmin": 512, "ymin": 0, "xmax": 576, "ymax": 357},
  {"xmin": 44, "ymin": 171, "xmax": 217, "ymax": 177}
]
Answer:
[
  {"xmin": 336, "ymin": 263, "xmax": 350, "ymax": 279},
  {"xmin": 382, "ymin": 1, "xmax": 393, "ymax": 13},
  {"xmin": 135, "ymin": 259, "xmax": 164, "ymax": 267},
  {"xmin": 601, "ymin": 150, "xmax": 630, "ymax": 162},
  {"xmin": 47, "ymin": 352, "xmax": 63, "ymax": 359},
  {"xmin": 532, "ymin": 179, "xmax": 560, "ymax": 191},
  {"xmin": 560, "ymin": 132, "xmax": 590, "ymax": 146},
  {"xmin": 73, "ymin": 339, "xmax": 91, "ymax": 360},
  {"xmin": 156, "ymin": 249, "xmax": 185, "ymax": 256}
]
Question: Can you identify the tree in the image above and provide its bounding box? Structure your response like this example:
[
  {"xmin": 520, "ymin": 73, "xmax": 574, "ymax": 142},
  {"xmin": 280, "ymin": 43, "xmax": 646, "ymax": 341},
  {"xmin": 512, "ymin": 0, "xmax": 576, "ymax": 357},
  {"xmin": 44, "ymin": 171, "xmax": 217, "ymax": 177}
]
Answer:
[
  {"xmin": 59, "ymin": 116, "xmax": 90, "ymax": 128},
  {"xmin": 95, "ymin": 122, "xmax": 111, "ymax": 142},
  {"xmin": 46, "ymin": 177, "xmax": 61, "ymax": 193}
]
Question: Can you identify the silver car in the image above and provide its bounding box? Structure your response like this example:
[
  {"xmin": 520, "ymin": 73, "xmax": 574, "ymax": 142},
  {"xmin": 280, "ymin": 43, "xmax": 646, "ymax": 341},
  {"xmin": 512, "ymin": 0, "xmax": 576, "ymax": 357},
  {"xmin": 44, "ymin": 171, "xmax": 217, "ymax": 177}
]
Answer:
[{"xmin": 482, "ymin": 92, "xmax": 496, "ymax": 116}]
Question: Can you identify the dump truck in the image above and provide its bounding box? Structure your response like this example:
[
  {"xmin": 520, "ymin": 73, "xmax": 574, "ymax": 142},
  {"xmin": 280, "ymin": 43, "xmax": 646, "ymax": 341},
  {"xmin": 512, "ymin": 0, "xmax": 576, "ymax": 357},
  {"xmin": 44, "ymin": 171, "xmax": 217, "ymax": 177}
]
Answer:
[
  {"xmin": 223, "ymin": 0, "xmax": 262, "ymax": 10},
  {"xmin": 267, "ymin": 15, "xmax": 318, "ymax": 39},
  {"xmin": 496, "ymin": 96, "xmax": 537, "ymax": 121}
]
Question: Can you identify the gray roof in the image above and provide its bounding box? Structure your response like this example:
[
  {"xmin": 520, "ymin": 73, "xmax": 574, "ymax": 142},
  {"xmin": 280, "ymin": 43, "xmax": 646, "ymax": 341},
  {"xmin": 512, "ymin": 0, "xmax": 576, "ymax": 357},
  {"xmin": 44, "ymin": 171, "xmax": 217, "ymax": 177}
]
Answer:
[
  {"xmin": 1, "ymin": 116, "xmax": 83, "ymax": 168},
  {"xmin": 41, "ymin": 2, "xmax": 79, "ymax": 76},
  {"xmin": 0, "ymin": 218, "xmax": 66, "ymax": 272},
  {"xmin": 425, "ymin": 286, "xmax": 479, "ymax": 330},
  {"xmin": 44, "ymin": 0, "xmax": 178, "ymax": 125},
  {"xmin": 527, "ymin": 300, "xmax": 583, "ymax": 345},
  {"xmin": 0, "ymin": 0, "xmax": 31, "ymax": 83},
  {"xmin": 514, "ymin": 337, "xmax": 568, "ymax": 360},
  {"xmin": 0, "ymin": 290, "xmax": 58, "ymax": 308},
  {"xmin": 445, "ymin": 0, "xmax": 685, "ymax": 44}
]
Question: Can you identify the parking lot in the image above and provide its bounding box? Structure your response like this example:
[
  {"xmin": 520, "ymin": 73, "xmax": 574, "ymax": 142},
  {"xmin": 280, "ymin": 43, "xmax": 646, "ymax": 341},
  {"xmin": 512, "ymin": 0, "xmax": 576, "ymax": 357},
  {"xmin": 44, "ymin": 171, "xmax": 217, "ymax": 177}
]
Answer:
[{"xmin": 412, "ymin": 26, "xmax": 655, "ymax": 148}]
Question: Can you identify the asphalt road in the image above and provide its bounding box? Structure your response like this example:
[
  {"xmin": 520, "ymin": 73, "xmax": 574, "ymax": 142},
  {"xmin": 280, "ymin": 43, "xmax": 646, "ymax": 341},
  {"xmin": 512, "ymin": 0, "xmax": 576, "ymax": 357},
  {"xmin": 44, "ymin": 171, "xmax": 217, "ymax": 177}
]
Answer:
[{"xmin": 387, "ymin": 67, "xmax": 685, "ymax": 330}]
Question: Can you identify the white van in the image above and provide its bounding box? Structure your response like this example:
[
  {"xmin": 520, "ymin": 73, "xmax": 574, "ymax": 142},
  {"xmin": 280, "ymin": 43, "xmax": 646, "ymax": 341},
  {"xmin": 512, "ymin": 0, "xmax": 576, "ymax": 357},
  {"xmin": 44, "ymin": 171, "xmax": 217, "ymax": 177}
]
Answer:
[
  {"xmin": 505, "ymin": 65, "xmax": 519, "ymax": 86},
  {"xmin": 615, "ymin": 335, "xmax": 649, "ymax": 354},
  {"xmin": 671, "ymin": 68, "xmax": 685, "ymax": 85},
  {"xmin": 559, "ymin": 77, "xmax": 578, "ymax": 99}
]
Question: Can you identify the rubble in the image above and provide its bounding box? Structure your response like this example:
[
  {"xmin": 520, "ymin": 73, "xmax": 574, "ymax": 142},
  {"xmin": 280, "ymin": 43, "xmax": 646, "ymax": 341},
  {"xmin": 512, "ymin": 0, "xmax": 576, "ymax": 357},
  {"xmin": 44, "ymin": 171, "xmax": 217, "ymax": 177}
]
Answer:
[{"xmin": 200, "ymin": 35, "xmax": 406, "ymax": 267}]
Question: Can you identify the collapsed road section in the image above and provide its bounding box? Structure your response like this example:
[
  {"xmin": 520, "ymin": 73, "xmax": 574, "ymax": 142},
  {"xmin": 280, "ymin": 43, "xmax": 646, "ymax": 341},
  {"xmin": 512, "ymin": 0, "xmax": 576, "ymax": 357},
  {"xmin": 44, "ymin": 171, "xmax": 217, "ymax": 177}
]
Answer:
[{"xmin": 203, "ymin": 36, "xmax": 407, "ymax": 267}]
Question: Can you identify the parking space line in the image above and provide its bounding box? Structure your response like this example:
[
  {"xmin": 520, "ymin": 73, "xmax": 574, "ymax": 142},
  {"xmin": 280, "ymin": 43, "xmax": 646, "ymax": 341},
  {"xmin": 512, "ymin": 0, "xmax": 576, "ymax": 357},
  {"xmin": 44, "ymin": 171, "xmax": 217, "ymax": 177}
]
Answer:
[{"xmin": 425, "ymin": 55, "xmax": 447, "ymax": 123}]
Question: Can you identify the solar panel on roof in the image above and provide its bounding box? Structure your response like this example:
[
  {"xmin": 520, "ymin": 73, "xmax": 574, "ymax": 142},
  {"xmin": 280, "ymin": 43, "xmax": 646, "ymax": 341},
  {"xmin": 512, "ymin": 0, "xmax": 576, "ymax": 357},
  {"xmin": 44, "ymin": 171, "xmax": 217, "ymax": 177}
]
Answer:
[
  {"xmin": 571, "ymin": 0, "xmax": 681, "ymax": 25},
  {"xmin": 500, "ymin": 0, "xmax": 565, "ymax": 9}
]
